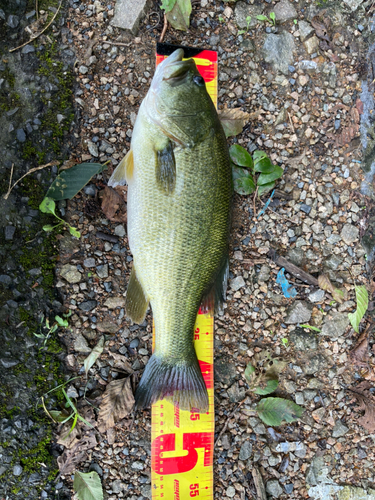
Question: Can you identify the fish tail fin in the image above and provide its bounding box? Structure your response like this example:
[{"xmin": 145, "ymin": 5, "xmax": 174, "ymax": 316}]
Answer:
[{"xmin": 135, "ymin": 352, "xmax": 208, "ymax": 413}]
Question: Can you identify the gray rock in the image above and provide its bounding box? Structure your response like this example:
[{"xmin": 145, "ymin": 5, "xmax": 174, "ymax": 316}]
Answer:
[
  {"xmin": 285, "ymin": 301, "xmax": 312, "ymax": 324},
  {"xmin": 240, "ymin": 39, "xmax": 255, "ymax": 52},
  {"xmin": 129, "ymin": 338, "xmax": 140, "ymax": 348},
  {"xmin": 0, "ymin": 357, "xmax": 19, "ymax": 368},
  {"xmin": 230, "ymin": 276, "xmax": 245, "ymax": 291},
  {"xmin": 13, "ymin": 464, "xmax": 23, "ymax": 476},
  {"xmin": 0, "ymin": 275, "xmax": 12, "ymax": 285},
  {"xmin": 324, "ymin": 254, "xmax": 342, "ymax": 270},
  {"xmin": 248, "ymin": 417, "xmax": 266, "ymax": 435},
  {"xmin": 227, "ymin": 382, "xmax": 245, "ymax": 403},
  {"xmin": 22, "ymin": 45, "xmax": 35, "ymax": 54},
  {"xmin": 0, "ymin": 9, "xmax": 5, "ymax": 19},
  {"xmin": 266, "ymin": 479, "xmax": 283, "ymax": 498},
  {"xmin": 7, "ymin": 14, "xmax": 19, "ymax": 28},
  {"xmin": 114, "ymin": 224, "xmax": 126, "ymax": 237},
  {"xmin": 235, "ymin": 1, "xmax": 263, "ymax": 28},
  {"xmin": 73, "ymin": 333, "xmax": 90, "ymax": 353},
  {"xmin": 57, "ymin": 114, "xmax": 65, "ymax": 123},
  {"xmin": 79, "ymin": 65, "xmax": 89, "ymax": 74},
  {"xmin": 84, "ymin": 184, "xmax": 97, "ymax": 196},
  {"xmin": 16, "ymin": 128, "xmax": 26, "ymax": 142},
  {"xmin": 104, "ymin": 296, "xmax": 126, "ymax": 309},
  {"xmin": 78, "ymin": 300, "xmax": 97, "ymax": 312},
  {"xmin": 332, "ymin": 420, "xmax": 349, "ymax": 438},
  {"xmin": 258, "ymin": 264, "xmax": 271, "ymax": 282},
  {"xmin": 298, "ymin": 20, "xmax": 314, "ymax": 41},
  {"xmin": 321, "ymin": 312, "xmax": 349, "ymax": 340},
  {"xmin": 84, "ymin": 258, "xmax": 96, "ymax": 268},
  {"xmin": 262, "ymin": 32, "xmax": 296, "ymax": 75},
  {"xmin": 111, "ymin": 479, "xmax": 124, "ymax": 493},
  {"xmin": 111, "ymin": 0, "xmax": 151, "ymax": 34},
  {"xmin": 302, "ymin": 354, "xmax": 327, "ymax": 375},
  {"xmin": 96, "ymin": 264, "xmax": 108, "ymax": 278},
  {"xmin": 273, "ymin": 0, "xmax": 297, "ymax": 23},
  {"xmin": 87, "ymin": 141, "xmax": 99, "ymax": 157},
  {"xmin": 89, "ymin": 463, "xmax": 103, "ymax": 476},
  {"xmin": 210, "ymin": 34, "xmax": 220, "ymax": 46},
  {"xmin": 287, "ymin": 247, "xmax": 304, "ymax": 266},
  {"xmin": 60, "ymin": 264, "xmax": 81, "ymax": 284},
  {"xmin": 131, "ymin": 460, "xmax": 144, "ymax": 470},
  {"xmin": 226, "ymin": 486, "xmax": 236, "ymax": 498},
  {"xmin": 215, "ymin": 358, "xmax": 237, "ymax": 385},
  {"xmin": 341, "ymin": 223, "xmax": 359, "ymax": 245},
  {"xmin": 5, "ymin": 226, "xmax": 15, "ymax": 240},
  {"xmin": 66, "ymin": 385, "xmax": 78, "ymax": 398},
  {"xmin": 306, "ymin": 455, "xmax": 330, "ymax": 486},
  {"xmin": 308, "ymin": 289, "xmax": 325, "ymax": 303},
  {"xmin": 239, "ymin": 441, "xmax": 252, "ymax": 460},
  {"xmin": 342, "ymin": 0, "xmax": 364, "ymax": 10},
  {"xmin": 290, "ymin": 328, "xmax": 318, "ymax": 350},
  {"xmin": 304, "ymin": 35, "xmax": 319, "ymax": 55},
  {"xmin": 295, "ymin": 442, "xmax": 307, "ymax": 458},
  {"xmin": 140, "ymin": 484, "xmax": 152, "ymax": 499}
]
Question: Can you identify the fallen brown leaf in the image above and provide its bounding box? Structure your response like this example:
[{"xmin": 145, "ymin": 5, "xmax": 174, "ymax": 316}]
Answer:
[
  {"xmin": 100, "ymin": 186, "xmax": 127, "ymax": 223},
  {"xmin": 56, "ymin": 422, "xmax": 82, "ymax": 449},
  {"xmin": 109, "ymin": 352, "xmax": 134, "ymax": 374},
  {"xmin": 350, "ymin": 329, "xmax": 370, "ymax": 367},
  {"xmin": 57, "ymin": 432, "xmax": 97, "ymax": 475},
  {"xmin": 311, "ymin": 16, "xmax": 330, "ymax": 42},
  {"xmin": 97, "ymin": 377, "xmax": 135, "ymax": 433},
  {"xmin": 218, "ymin": 107, "xmax": 250, "ymax": 138},
  {"xmin": 348, "ymin": 382, "xmax": 375, "ymax": 433}
]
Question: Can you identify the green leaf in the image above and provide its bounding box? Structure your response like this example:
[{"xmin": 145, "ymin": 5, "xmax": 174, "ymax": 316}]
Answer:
[
  {"xmin": 269, "ymin": 12, "xmax": 276, "ymax": 21},
  {"xmin": 257, "ymin": 181, "xmax": 275, "ymax": 197},
  {"xmin": 253, "ymin": 157, "xmax": 274, "ymax": 173},
  {"xmin": 39, "ymin": 197, "xmax": 56, "ymax": 215},
  {"xmin": 252, "ymin": 150, "xmax": 268, "ymax": 162},
  {"xmin": 69, "ymin": 226, "xmax": 81, "ymax": 238},
  {"xmin": 46, "ymin": 163, "xmax": 107, "ymax": 201},
  {"xmin": 73, "ymin": 471, "xmax": 103, "ymax": 500},
  {"xmin": 165, "ymin": 0, "xmax": 192, "ymax": 30},
  {"xmin": 83, "ymin": 336, "xmax": 105, "ymax": 377},
  {"xmin": 43, "ymin": 224, "xmax": 55, "ymax": 232},
  {"xmin": 257, "ymin": 165, "xmax": 284, "ymax": 185},
  {"xmin": 348, "ymin": 285, "xmax": 369, "ymax": 333},
  {"xmin": 254, "ymin": 379, "xmax": 278, "ymax": 395},
  {"xmin": 256, "ymin": 397, "xmax": 304, "ymax": 426},
  {"xmin": 232, "ymin": 166, "xmax": 256, "ymax": 195},
  {"xmin": 300, "ymin": 324, "xmax": 321, "ymax": 332},
  {"xmin": 48, "ymin": 410, "xmax": 71, "ymax": 423},
  {"xmin": 229, "ymin": 145, "xmax": 254, "ymax": 168},
  {"xmin": 244, "ymin": 363, "xmax": 256, "ymax": 384},
  {"xmin": 160, "ymin": 0, "xmax": 177, "ymax": 12},
  {"xmin": 256, "ymin": 14, "xmax": 269, "ymax": 22},
  {"xmin": 237, "ymin": 30, "xmax": 246, "ymax": 35},
  {"xmin": 55, "ymin": 315, "xmax": 69, "ymax": 327}
]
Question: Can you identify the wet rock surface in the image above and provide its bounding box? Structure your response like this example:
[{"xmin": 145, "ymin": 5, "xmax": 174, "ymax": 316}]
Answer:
[{"xmin": 1, "ymin": 0, "xmax": 375, "ymax": 499}]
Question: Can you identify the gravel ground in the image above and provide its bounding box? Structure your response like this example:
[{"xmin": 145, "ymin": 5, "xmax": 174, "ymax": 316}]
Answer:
[{"xmin": 2, "ymin": 0, "xmax": 375, "ymax": 498}]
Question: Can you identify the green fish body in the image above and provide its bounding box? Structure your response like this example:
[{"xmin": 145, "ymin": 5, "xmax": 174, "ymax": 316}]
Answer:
[{"xmin": 109, "ymin": 49, "xmax": 232, "ymax": 412}]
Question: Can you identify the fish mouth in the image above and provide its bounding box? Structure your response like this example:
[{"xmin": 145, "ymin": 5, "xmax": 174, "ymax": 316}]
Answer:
[{"xmin": 163, "ymin": 59, "xmax": 196, "ymax": 82}]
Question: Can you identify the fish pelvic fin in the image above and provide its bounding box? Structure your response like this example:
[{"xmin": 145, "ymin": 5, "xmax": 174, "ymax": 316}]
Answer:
[
  {"xmin": 135, "ymin": 352, "xmax": 209, "ymax": 413},
  {"xmin": 125, "ymin": 266, "xmax": 149, "ymax": 324},
  {"xmin": 108, "ymin": 149, "xmax": 134, "ymax": 187}
]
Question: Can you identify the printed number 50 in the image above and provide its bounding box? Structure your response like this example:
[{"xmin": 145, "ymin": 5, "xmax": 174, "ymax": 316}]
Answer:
[{"xmin": 190, "ymin": 484, "xmax": 199, "ymax": 497}]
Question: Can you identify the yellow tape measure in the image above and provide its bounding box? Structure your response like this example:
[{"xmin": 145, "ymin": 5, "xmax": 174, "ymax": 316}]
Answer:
[
  {"xmin": 151, "ymin": 45, "xmax": 218, "ymax": 500},
  {"xmin": 151, "ymin": 311, "xmax": 214, "ymax": 499}
]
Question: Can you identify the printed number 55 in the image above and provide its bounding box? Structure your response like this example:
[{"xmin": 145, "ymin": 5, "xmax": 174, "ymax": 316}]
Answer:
[{"xmin": 190, "ymin": 484, "xmax": 199, "ymax": 497}]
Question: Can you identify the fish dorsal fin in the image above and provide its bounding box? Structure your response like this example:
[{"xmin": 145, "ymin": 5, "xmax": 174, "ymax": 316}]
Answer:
[
  {"xmin": 156, "ymin": 141, "xmax": 176, "ymax": 194},
  {"xmin": 125, "ymin": 265, "xmax": 149, "ymax": 324},
  {"xmin": 108, "ymin": 149, "xmax": 134, "ymax": 187}
]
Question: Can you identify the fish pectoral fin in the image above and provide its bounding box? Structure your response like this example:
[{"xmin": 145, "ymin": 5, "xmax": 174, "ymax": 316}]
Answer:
[
  {"xmin": 201, "ymin": 257, "xmax": 229, "ymax": 315},
  {"xmin": 155, "ymin": 141, "xmax": 176, "ymax": 194},
  {"xmin": 125, "ymin": 266, "xmax": 149, "ymax": 324},
  {"xmin": 108, "ymin": 149, "xmax": 134, "ymax": 187}
]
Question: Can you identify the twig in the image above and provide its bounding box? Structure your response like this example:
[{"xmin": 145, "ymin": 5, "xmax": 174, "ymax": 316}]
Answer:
[
  {"xmin": 268, "ymin": 248, "xmax": 319, "ymax": 286},
  {"xmin": 9, "ymin": 0, "xmax": 63, "ymax": 53},
  {"xmin": 36, "ymin": 0, "xmax": 38, "ymax": 19},
  {"xmin": 252, "ymin": 466, "xmax": 267, "ymax": 500},
  {"xmin": 160, "ymin": 13, "xmax": 168, "ymax": 43},
  {"xmin": 215, "ymin": 399, "xmax": 246, "ymax": 448},
  {"xmin": 287, "ymin": 111, "xmax": 295, "ymax": 133},
  {"xmin": 102, "ymin": 39, "xmax": 132, "ymax": 47},
  {"xmin": 3, "ymin": 161, "xmax": 58, "ymax": 200},
  {"xmin": 252, "ymin": 186, "xmax": 258, "ymax": 219}
]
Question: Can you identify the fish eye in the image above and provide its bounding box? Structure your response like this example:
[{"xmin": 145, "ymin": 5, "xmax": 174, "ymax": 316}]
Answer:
[{"xmin": 193, "ymin": 75, "xmax": 205, "ymax": 86}]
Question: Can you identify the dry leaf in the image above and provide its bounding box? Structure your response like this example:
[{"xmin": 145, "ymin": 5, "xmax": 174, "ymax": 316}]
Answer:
[
  {"xmin": 109, "ymin": 352, "xmax": 134, "ymax": 374},
  {"xmin": 311, "ymin": 16, "xmax": 330, "ymax": 42},
  {"xmin": 350, "ymin": 329, "xmax": 369, "ymax": 367},
  {"xmin": 317, "ymin": 274, "xmax": 346, "ymax": 303},
  {"xmin": 56, "ymin": 422, "xmax": 82, "ymax": 449},
  {"xmin": 218, "ymin": 108, "xmax": 250, "ymax": 138},
  {"xmin": 348, "ymin": 383, "xmax": 375, "ymax": 433},
  {"xmin": 84, "ymin": 336, "xmax": 105, "ymax": 376},
  {"xmin": 100, "ymin": 186, "xmax": 127, "ymax": 223},
  {"xmin": 97, "ymin": 377, "xmax": 135, "ymax": 433},
  {"xmin": 57, "ymin": 433, "xmax": 97, "ymax": 475}
]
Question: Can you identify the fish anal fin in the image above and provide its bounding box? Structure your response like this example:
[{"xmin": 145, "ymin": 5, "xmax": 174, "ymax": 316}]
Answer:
[
  {"xmin": 201, "ymin": 258, "xmax": 229, "ymax": 315},
  {"xmin": 108, "ymin": 149, "xmax": 134, "ymax": 187},
  {"xmin": 156, "ymin": 141, "xmax": 176, "ymax": 194},
  {"xmin": 125, "ymin": 266, "xmax": 149, "ymax": 324}
]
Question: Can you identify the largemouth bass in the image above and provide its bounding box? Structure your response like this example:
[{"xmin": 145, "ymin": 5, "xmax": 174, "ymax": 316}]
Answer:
[{"xmin": 109, "ymin": 48, "xmax": 232, "ymax": 412}]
